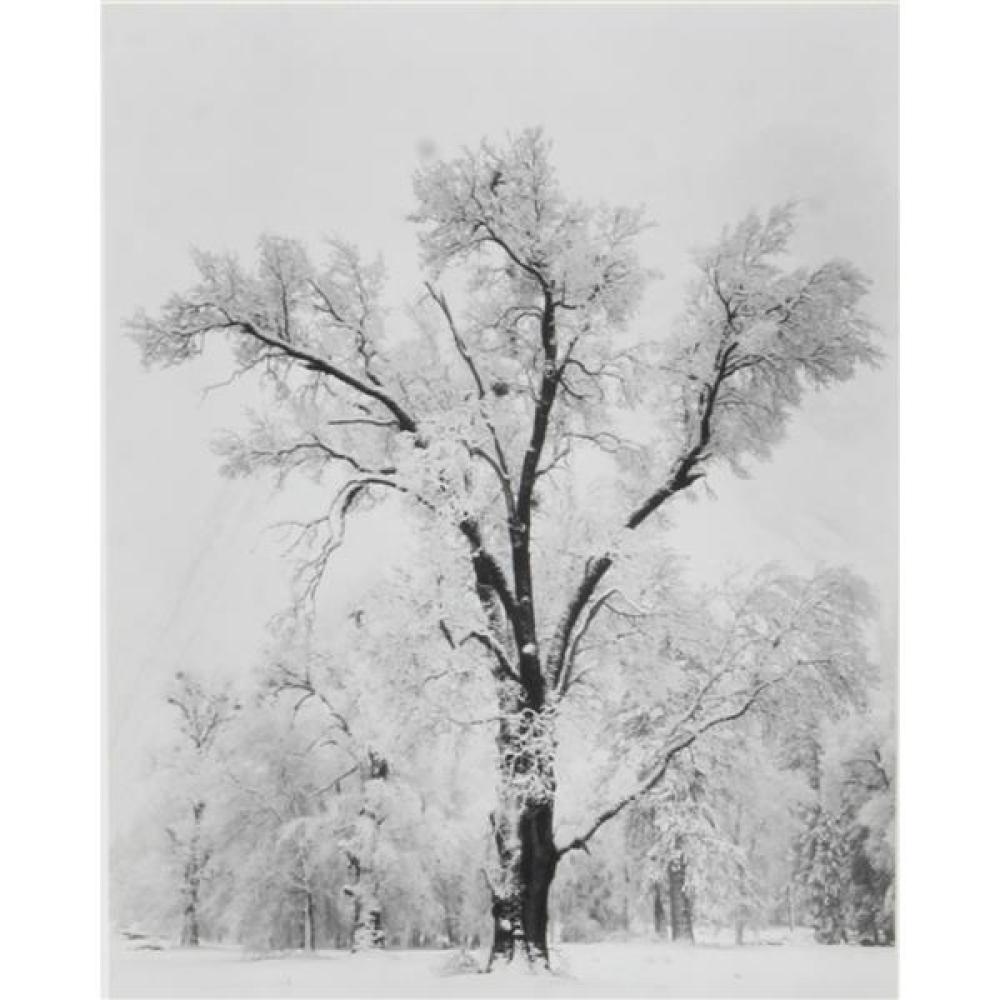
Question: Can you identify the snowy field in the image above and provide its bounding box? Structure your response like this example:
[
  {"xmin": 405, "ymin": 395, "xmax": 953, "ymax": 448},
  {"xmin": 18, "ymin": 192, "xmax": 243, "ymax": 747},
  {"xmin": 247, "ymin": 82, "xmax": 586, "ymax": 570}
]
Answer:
[{"xmin": 108, "ymin": 940, "xmax": 896, "ymax": 998}]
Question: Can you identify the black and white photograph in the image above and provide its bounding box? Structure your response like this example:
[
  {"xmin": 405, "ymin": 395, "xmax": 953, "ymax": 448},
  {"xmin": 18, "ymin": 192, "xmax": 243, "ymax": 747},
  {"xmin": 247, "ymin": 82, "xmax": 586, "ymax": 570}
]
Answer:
[{"xmin": 103, "ymin": 2, "xmax": 898, "ymax": 996}]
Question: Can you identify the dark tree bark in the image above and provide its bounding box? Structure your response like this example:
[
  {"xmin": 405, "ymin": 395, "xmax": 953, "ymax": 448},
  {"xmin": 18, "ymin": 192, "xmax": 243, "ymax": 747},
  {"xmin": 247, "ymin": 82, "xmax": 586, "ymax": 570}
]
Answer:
[
  {"xmin": 485, "ymin": 804, "xmax": 558, "ymax": 968},
  {"xmin": 518, "ymin": 802, "xmax": 558, "ymax": 962},
  {"xmin": 484, "ymin": 685, "xmax": 559, "ymax": 968}
]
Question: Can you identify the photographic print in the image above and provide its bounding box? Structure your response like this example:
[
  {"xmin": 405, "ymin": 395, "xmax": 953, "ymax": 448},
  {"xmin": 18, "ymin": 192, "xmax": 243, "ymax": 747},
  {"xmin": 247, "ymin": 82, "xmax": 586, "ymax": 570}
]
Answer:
[{"xmin": 104, "ymin": 2, "xmax": 898, "ymax": 996}]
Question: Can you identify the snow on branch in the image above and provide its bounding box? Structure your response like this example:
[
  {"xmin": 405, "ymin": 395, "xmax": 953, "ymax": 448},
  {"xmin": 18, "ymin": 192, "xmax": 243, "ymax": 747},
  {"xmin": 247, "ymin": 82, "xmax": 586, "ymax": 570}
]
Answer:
[
  {"xmin": 277, "ymin": 475, "xmax": 402, "ymax": 610},
  {"xmin": 557, "ymin": 675, "xmax": 781, "ymax": 859},
  {"xmin": 557, "ymin": 566, "xmax": 874, "ymax": 858},
  {"xmin": 129, "ymin": 240, "xmax": 420, "ymax": 435}
]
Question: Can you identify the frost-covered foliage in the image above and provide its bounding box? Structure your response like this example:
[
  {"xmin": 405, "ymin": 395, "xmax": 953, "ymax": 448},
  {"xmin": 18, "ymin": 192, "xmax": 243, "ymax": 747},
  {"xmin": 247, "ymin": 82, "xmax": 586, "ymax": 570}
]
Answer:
[
  {"xmin": 656, "ymin": 206, "xmax": 881, "ymax": 479},
  {"xmin": 550, "ymin": 694, "xmax": 892, "ymax": 949},
  {"xmin": 626, "ymin": 737, "xmax": 806, "ymax": 943},
  {"xmin": 112, "ymin": 567, "xmax": 889, "ymax": 951},
  {"xmin": 128, "ymin": 130, "xmax": 879, "ymax": 620},
  {"xmin": 793, "ymin": 707, "xmax": 895, "ymax": 945},
  {"xmin": 544, "ymin": 562, "xmax": 881, "ymax": 942},
  {"xmin": 114, "ymin": 632, "xmax": 495, "ymax": 953},
  {"xmin": 125, "ymin": 129, "xmax": 888, "ymax": 961},
  {"xmin": 217, "ymin": 626, "xmax": 492, "ymax": 952},
  {"xmin": 111, "ymin": 673, "xmax": 241, "ymax": 945}
]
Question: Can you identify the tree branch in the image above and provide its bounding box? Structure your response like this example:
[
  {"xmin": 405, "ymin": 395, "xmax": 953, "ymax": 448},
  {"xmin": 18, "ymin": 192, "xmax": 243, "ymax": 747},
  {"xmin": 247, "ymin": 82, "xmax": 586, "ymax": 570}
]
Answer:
[
  {"xmin": 552, "ymin": 337, "xmax": 739, "ymax": 667},
  {"xmin": 553, "ymin": 588, "xmax": 620, "ymax": 696},
  {"xmin": 459, "ymin": 630, "xmax": 521, "ymax": 684},
  {"xmin": 189, "ymin": 309, "xmax": 419, "ymax": 434},
  {"xmin": 547, "ymin": 557, "xmax": 614, "ymax": 687},
  {"xmin": 556, "ymin": 678, "xmax": 779, "ymax": 858},
  {"xmin": 458, "ymin": 517, "xmax": 521, "ymax": 647},
  {"xmin": 424, "ymin": 282, "xmax": 486, "ymax": 399},
  {"xmin": 625, "ymin": 340, "xmax": 737, "ymax": 531}
]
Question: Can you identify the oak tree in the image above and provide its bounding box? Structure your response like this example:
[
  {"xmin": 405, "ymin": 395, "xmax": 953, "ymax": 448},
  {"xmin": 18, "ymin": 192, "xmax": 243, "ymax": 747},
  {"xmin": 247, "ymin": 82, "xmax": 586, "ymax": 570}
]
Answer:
[{"xmin": 131, "ymin": 129, "xmax": 881, "ymax": 966}]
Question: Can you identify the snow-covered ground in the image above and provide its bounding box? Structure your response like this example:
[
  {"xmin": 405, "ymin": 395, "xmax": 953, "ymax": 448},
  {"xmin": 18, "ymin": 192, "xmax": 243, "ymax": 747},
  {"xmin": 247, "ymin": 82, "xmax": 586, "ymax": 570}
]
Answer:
[{"xmin": 108, "ymin": 939, "xmax": 896, "ymax": 998}]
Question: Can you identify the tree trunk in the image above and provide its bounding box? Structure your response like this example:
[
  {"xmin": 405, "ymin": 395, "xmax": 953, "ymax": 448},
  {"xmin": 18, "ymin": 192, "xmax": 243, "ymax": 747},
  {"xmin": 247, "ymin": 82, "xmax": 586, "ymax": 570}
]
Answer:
[
  {"xmin": 344, "ymin": 859, "xmax": 385, "ymax": 950},
  {"xmin": 622, "ymin": 862, "xmax": 631, "ymax": 933},
  {"xmin": 343, "ymin": 750, "xmax": 388, "ymax": 950},
  {"xmin": 180, "ymin": 900, "xmax": 199, "ymax": 947},
  {"xmin": 668, "ymin": 840, "xmax": 694, "ymax": 943},
  {"xmin": 179, "ymin": 800, "xmax": 205, "ymax": 947},
  {"xmin": 735, "ymin": 863, "xmax": 747, "ymax": 945},
  {"xmin": 653, "ymin": 881, "xmax": 666, "ymax": 936},
  {"xmin": 486, "ymin": 803, "xmax": 558, "ymax": 969},
  {"xmin": 486, "ymin": 708, "xmax": 558, "ymax": 969},
  {"xmin": 303, "ymin": 890, "xmax": 316, "ymax": 951},
  {"xmin": 519, "ymin": 802, "xmax": 558, "ymax": 962}
]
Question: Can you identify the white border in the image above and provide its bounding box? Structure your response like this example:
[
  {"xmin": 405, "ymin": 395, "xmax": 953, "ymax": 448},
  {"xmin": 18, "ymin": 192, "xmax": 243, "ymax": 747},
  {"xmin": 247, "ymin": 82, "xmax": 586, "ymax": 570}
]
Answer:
[
  {"xmin": 899, "ymin": 1, "xmax": 998, "ymax": 998},
  {"xmin": 2, "ymin": 0, "xmax": 101, "ymax": 997}
]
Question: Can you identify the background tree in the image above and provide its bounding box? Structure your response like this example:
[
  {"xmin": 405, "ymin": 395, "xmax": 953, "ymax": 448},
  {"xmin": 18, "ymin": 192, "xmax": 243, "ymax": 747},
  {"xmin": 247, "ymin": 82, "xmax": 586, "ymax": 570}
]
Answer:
[
  {"xmin": 130, "ymin": 129, "xmax": 882, "ymax": 967},
  {"xmin": 635, "ymin": 735, "xmax": 809, "ymax": 945},
  {"xmin": 209, "ymin": 619, "xmax": 489, "ymax": 952},
  {"xmin": 161, "ymin": 672, "xmax": 240, "ymax": 947},
  {"xmin": 210, "ymin": 696, "xmax": 350, "ymax": 951},
  {"xmin": 793, "ymin": 706, "xmax": 895, "ymax": 945},
  {"xmin": 556, "ymin": 563, "xmax": 876, "ymax": 939},
  {"xmin": 111, "ymin": 568, "xmax": 886, "ymax": 955},
  {"xmin": 258, "ymin": 626, "xmax": 393, "ymax": 950}
]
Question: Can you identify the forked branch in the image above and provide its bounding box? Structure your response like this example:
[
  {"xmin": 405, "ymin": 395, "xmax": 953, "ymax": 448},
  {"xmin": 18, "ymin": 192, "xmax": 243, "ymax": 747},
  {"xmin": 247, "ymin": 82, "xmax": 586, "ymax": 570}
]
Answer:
[{"xmin": 556, "ymin": 677, "xmax": 779, "ymax": 858}]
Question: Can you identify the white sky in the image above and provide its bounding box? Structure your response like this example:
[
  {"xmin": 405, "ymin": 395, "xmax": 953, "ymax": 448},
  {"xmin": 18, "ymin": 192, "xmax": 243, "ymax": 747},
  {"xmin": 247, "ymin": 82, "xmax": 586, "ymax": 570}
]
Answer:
[{"xmin": 104, "ymin": 2, "xmax": 897, "ymax": 834}]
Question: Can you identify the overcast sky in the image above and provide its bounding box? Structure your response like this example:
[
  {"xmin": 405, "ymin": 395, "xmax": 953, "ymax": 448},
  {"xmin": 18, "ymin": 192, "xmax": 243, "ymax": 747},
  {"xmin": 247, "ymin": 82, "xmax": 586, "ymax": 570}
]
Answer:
[{"xmin": 104, "ymin": 2, "xmax": 897, "ymax": 834}]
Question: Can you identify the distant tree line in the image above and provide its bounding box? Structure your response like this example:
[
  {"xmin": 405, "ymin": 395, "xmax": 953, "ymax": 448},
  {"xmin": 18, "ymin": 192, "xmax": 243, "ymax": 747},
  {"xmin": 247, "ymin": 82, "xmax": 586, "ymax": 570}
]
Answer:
[{"xmin": 111, "ymin": 598, "xmax": 894, "ymax": 953}]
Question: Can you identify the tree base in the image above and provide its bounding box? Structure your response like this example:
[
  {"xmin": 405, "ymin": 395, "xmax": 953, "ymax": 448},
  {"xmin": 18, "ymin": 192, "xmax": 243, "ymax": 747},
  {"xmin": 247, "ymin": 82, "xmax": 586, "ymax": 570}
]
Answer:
[{"xmin": 482, "ymin": 950, "xmax": 558, "ymax": 976}]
